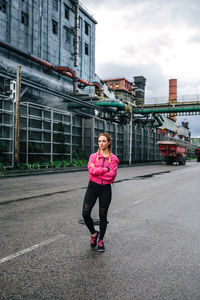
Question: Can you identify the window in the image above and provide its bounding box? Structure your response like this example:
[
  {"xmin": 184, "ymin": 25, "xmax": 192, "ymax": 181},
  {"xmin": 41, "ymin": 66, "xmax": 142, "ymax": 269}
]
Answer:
[
  {"xmin": 116, "ymin": 81, "xmax": 119, "ymax": 88},
  {"xmin": 79, "ymin": 16, "xmax": 82, "ymax": 29},
  {"xmin": 64, "ymin": 26, "xmax": 71, "ymax": 44},
  {"xmin": 52, "ymin": 0, "xmax": 58, "ymax": 11},
  {"xmin": 84, "ymin": 21, "xmax": 89, "ymax": 35},
  {"xmin": 85, "ymin": 43, "xmax": 88, "ymax": 55},
  {"xmin": 64, "ymin": 4, "xmax": 70, "ymax": 19},
  {"xmin": 110, "ymin": 81, "xmax": 113, "ymax": 88},
  {"xmin": 52, "ymin": 19, "xmax": 58, "ymax": 35},
  {"xmin": 21, "ymin": 12, "xmax": 29, "ymax": 26},
  {"xmin": 79, "ymin": 37, "xmax": 81, "ymax": 56},
  {"xmin": 0, "ymin": 0, "xmax": 6, "ymax": 13}
]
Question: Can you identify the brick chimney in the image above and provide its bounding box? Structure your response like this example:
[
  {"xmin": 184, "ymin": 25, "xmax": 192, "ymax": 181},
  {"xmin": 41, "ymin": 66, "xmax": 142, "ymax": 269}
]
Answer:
[{"xmin": 169, "ymin": 79, "xmax": 177, "ymax": 122}]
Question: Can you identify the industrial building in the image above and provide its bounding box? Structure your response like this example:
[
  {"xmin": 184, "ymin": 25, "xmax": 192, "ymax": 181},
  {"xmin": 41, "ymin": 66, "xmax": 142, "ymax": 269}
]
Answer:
[
  {"xmin": 102, "ymin": 76, "xmax": 146, "ymax": 106},
  {"xmin": 0, "ymin": 1, "xmax": 196, "ymax": 168},
  {"xmin": 0, "ymin": 0, "xmax": 97, "ymax": 88}
]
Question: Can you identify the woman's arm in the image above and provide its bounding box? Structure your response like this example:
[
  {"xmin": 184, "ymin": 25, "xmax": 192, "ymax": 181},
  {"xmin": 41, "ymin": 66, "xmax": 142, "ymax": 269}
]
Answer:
[
  {"xmin": 88, "ymin": 154, "xmax": 108, "ymax": 176},
  {"xmin": 98, "ymin": 160, "xmax": 119, "ymax": 182}
]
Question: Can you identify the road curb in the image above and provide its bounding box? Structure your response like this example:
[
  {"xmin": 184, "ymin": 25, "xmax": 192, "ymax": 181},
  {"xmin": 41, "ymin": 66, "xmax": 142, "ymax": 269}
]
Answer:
[{"xmin": 0, "ymin": 162, "xmax": 164, "ymax": 179}]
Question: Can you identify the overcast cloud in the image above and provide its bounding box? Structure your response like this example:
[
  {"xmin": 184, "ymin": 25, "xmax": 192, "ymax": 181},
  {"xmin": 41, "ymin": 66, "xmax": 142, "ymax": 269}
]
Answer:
[{"xmin": 82, "ymin": 0, "xmax": 200, "ymax": 136}]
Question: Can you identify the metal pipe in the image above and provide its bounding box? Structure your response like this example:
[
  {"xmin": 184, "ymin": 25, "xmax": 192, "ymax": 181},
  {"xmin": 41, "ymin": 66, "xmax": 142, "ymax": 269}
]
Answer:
[
  {"xmin": 15, "ymin": 65, "xmax": 21, "ymax": 167},
  {"xmin": 53, "ymin": 66, "xmax": 77, "ymax": 77},
  {"xmin": 153, "ymin": 113, "xmax": 163, "ymax": 127},
  {"xmin": 68, "ymin": 101, "xmax": 128, "ymax": 110},
  {"xmin": 133, "ymin": 106, "xmax": 200, "ymax": 114},
  {"xmin": 53, "ymin": 66, "xmax": 78, "ymax": 92},
  {"xmin": 0, "ymin": 39, "xmax": 104, "ymax": 93},
  {"xmin": 74, "ymin": 0, "xmax": 79, "ymax": 67},
  {"xmin": 58, "ymin": 0, "xmax": 62, "ymax": 65},
  {"xmin": 0, "ymin": 67, "xmax": 104, "ymax": 111},
  {"xmin": 32, "ymin": 0, "xmax": 34, "ymax": 54},
  {"xmin": 8, "ymin": 0, "xmax": 11, "ymax": 43}
]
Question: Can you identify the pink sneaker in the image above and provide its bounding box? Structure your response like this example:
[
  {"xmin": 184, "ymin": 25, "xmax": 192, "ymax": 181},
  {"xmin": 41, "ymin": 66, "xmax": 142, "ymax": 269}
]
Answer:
[
  {"xmin": 90, "ymin": 231, "xmax": 99, "ymax": 249},
  {"xmin": 97, "ymin": 240, "xmax": 105, "ymax": 252}
]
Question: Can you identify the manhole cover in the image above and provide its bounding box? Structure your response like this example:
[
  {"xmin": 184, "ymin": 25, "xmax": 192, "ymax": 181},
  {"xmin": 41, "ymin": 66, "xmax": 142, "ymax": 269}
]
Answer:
[{"xmin": 79, "ymin": 219, "xmax": 109, "ymax": 225}]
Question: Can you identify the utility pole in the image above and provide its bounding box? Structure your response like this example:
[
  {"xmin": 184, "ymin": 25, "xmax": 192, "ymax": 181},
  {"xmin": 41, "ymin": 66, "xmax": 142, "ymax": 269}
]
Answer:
[
  {"xmin": 129, "ymin": 105, "xmax": 132, "ymax": 165},
  {"xmin": 15, "ymin": 65, "xmax": 21, "ymax": 167}
]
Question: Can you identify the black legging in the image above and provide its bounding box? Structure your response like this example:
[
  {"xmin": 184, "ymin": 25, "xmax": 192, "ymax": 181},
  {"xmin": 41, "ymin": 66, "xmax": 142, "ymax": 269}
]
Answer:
[{"xmin": 82, "ymin": 180, "xmax": 112, "ymax": 240}]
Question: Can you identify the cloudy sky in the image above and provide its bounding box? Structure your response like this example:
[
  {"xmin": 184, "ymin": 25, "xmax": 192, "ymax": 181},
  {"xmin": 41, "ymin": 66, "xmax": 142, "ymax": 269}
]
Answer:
[{"xmin": 82, "ymin": 0, "xmax": 200, "ymax": 136}]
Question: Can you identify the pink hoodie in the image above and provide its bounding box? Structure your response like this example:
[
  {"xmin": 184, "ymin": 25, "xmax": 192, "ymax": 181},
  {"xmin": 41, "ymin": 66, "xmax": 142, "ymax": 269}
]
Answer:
[{"xmin": 88, "ymin": 152, "xmax": 119, "ymax": 185}]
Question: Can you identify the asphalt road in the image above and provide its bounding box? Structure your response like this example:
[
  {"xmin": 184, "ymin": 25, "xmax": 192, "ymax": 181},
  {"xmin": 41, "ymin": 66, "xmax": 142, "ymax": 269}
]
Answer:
[{"xmin": 0, "ymin": 162, "xmax": 200, "ymax": 300}]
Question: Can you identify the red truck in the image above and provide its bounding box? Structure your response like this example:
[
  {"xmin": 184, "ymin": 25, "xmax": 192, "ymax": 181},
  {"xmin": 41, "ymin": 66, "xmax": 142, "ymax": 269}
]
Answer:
[
  {"xmin": 157, "ymin": 141, "xmax": 187, "ymax": 165},
  {"xmin": 195, "ymin": 148, "xmax": 200, "ymax": 162}
]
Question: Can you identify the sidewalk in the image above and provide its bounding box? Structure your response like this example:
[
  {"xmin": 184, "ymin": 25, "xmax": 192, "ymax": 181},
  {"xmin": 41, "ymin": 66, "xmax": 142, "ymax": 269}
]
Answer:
[
  {"xmin": 0, "ymin": 166, "xmax": 88, "ymax": 179},
  {"xmin": 0, "ymin": 161, "xmax": 164, "ymax": 179}
]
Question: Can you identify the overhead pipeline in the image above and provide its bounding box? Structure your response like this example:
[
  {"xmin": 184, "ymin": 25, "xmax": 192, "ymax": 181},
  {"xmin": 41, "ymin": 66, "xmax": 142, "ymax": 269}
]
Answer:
[
  {"xmin": 153, "ymin": 113, "xmax": 164, "ymax": 127},
  {"xmin": 68, "ymin": 100, "xmax": 130, "ymax": 111},
  {"xmin": 0, "ymin": 40, "xmax": 104, "ymax": 94},
  {"xmin": 133, "ymin": 106, "xmax": 200, "ymax": 114},
  {"xmin": 68, "ymin": 100, "xmax": 164, "ymax": 127}
]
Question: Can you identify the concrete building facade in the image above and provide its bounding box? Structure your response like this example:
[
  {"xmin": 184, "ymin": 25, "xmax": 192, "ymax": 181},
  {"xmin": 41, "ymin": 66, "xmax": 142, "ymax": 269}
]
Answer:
[{"xmin": 0, "ymin": 0, "xmax": 97, "ymax": 85}]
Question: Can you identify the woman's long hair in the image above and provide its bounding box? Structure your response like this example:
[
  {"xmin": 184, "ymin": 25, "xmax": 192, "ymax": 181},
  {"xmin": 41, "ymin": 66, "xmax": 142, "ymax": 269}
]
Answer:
[{"xmin": 97, "ymin": 133, "xmax": 112, "ymax": 162}]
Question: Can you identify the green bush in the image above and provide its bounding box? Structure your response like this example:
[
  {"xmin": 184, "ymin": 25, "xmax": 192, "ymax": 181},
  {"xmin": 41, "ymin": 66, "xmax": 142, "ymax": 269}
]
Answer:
[
  {"xmin": 78, "ymin": 159, "xmax": 88, "ymax": 167},
  {"xmin": 16, "ymin": 157, "xmax": 88, "ymax": 171},
  {"xmin": 71, "ymin": 158, "xmax": 87, "ymax": 167},
  {"xmin": 27, "ymin": 162, "xmax": 41, "ymax": 170},
  {"xmin": 42, "ymin": 161, "xmax": 50, "ymax": 168},
  {"xmin": 51, "ymin": 160, "xmax": 63, "ymax": 168},
  {"xmin": 62, "ymin": 160, "xmax": 71, "ymax": 167}
]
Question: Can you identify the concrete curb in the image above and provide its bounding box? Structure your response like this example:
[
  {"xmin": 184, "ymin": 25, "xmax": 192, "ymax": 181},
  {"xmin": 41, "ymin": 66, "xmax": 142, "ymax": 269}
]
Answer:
[
  {"xmin": 0, "ymin": 166, "xmax": 88, "ymax": 179},
  {"xmin": 0, "ymin": 162, "xmax": 164, "ymax": 179}
]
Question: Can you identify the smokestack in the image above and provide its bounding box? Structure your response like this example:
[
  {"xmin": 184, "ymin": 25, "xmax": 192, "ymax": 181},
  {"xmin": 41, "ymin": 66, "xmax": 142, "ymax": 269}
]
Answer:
[
  {"xmin": 169, "ymin": 78, "xmax": 177, "ymax": 122},
  {"xmin": 133, "ymin": 76, "xmax": 146, "ymax": 106}
]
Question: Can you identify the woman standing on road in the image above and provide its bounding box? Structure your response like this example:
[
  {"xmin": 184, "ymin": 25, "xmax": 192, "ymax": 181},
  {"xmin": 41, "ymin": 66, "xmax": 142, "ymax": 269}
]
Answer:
[{"xmin": 82, "ymin": 133, "xmax": 119, "ymax": 252}]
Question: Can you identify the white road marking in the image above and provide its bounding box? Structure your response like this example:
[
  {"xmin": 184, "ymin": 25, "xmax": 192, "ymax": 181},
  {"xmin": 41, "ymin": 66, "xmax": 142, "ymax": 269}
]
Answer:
[
  {"xmin": 134, "ymin": 198, "xmax": 149, "ymax": 205},
  {"xmin": 0, "ymin": 234, "xmax": 65, "ymax": 264}
]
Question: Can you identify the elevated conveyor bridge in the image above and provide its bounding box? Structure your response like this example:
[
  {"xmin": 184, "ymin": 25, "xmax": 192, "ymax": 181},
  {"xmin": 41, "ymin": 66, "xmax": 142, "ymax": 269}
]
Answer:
[{"xmin": 134, "ymin": 95, "xmax": 200, "ymax": 116}]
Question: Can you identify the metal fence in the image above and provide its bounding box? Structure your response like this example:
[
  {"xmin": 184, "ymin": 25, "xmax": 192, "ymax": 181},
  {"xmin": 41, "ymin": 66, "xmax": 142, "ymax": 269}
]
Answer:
[
  {"xmin": 0, "ymin": 97, "xmax": 15, "ymax": 167},
  {"xmin": 0, "ymin": 98, "xmax": 74, "ymax": 167},
  {"xmin": 0, "ymin": 97, "xmax": 196, "ymax": 168}
]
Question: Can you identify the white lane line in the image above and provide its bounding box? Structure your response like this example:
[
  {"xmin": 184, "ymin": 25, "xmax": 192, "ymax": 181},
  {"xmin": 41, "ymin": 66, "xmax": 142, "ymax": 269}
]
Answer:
[
  {"xmin": 0, "ymin": 234, "xmax": 65, "ymax": 264},
  {"xmin": 134, "ymin": 198, "xmax": 149, "ymax": 205}
]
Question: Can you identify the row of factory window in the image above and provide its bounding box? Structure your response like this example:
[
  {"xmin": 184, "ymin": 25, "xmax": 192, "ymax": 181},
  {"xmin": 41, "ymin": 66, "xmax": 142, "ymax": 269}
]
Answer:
[
  {"xmin": 0, "ymin": 0, "xmax": 90, "ymax": 36},
  {"xmin": 109, "ymin": 80, "xmax": 132, "ymax": 89},
  {"xmin": 0, "ymin": 1, "xmax": 70, "ymax": 20},
  {"xmin": 56, "ymin": 23, "xmax": 89, "ymax": 55},
  {"xmin": 110, "ymin": 81, "xmax": 120, "ymax": 88},
  {"xmin": 0, "ymin": 1, "xmax": 90, "ymax": 56},
  {"xmin": 51, "ymin": 18, "xmax": 90, "ymax": 36}
]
